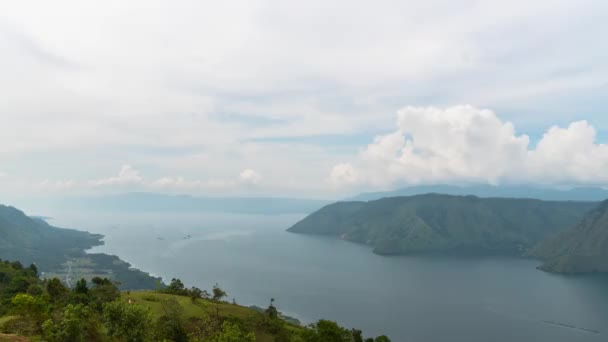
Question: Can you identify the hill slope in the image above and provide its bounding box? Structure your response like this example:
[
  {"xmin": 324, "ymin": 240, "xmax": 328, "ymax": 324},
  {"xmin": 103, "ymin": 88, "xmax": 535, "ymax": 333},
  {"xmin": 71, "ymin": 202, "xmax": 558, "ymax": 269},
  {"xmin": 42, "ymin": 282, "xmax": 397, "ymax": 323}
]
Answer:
[
  {"xmin": 531, "ymin": 200, "xmax": 608, "ymax": 273},
  {"xmin": 0, "ymin": 204, "xmax": 160, "ymax": 289},
  {"xmin": 288, "ymin": 195, "xmax": 596, "ymax": 256}
]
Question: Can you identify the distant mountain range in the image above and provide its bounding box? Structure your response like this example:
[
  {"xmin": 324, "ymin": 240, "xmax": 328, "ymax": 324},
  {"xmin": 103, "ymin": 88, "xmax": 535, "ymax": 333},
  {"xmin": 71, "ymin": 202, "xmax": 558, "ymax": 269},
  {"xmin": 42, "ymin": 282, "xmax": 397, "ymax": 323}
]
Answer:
[
  {"xmin": 351, "ymin": 185, "xmax": 608, "ymax": 202},
  {"xmin": 288, "ymin": 194, "xmax": 597, "ymax": 256},
  {"xmin": 21, "ymin": 192, "xmax": 331, "ymax": 215},
  {"xmin": 531, "ymin": 200, "xmax": 608, "ymax": 274}
]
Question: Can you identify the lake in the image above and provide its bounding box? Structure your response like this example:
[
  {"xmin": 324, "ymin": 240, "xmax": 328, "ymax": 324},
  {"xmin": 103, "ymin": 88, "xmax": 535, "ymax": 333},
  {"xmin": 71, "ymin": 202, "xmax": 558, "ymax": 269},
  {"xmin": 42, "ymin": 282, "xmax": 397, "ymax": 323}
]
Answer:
[{"xmin": 50, "ymin": 211, "xmax": 608, "ymax": 342}]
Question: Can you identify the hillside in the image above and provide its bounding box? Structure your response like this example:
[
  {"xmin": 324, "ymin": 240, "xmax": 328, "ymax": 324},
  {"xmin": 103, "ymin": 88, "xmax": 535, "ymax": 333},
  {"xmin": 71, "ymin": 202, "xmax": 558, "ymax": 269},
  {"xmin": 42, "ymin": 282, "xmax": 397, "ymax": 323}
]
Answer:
[
  {"xmin": 288, "ymin": 195, "xmax": 597, "ymax": 256},
  {"xmin": 531, "ymin": 200, "xmax": 608, "ymax": 273},
  {"xmin": 0, "ymin": 260, "xmax": 390, "ymax": 341},
  {"xmin": 0, "ymin": 204, "xmax": 160, "ymax": 289},
  {"xmin": 351, "ymin": 185, "xmax": 608, "ymax": 202}
]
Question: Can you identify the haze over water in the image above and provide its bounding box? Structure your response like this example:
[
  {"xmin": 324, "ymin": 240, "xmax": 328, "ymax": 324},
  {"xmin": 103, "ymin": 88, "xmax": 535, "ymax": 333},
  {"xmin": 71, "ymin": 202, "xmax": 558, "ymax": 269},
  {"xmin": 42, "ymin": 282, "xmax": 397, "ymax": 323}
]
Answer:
[{"xmin": 51, "ymin": 211, "xmax": 608, "ymax": 342}]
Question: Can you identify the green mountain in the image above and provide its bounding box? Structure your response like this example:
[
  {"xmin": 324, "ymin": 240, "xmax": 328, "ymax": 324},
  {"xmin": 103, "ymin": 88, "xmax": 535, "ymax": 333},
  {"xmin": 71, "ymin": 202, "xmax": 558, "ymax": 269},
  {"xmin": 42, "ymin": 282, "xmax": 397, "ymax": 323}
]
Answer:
[
  {"xmin": 0, "ymin": 204, "xmax": 160, "ymax": 289},
  {"xmin": 288, "ymin": 194, "xmax": 597, "ymax": 256},
  {"xmin": 530, "ymin": 200, "xmax": 608, "ymax": 274}
]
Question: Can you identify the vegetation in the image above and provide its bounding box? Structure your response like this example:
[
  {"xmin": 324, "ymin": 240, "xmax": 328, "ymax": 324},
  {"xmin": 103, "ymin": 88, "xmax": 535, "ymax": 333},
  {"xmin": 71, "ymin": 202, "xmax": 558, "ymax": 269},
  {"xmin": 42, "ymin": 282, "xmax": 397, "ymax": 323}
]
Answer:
[
  {"xmin": 0, "ymin": 204, "xmax": 160, "ymax": 289},
  {"xmin": 531, "ymin": 199, "xmax": 608, "ymax": 273},
  {"xmin": 0, "ymin": 259, "xmax": 391, "ymax": 341},
  {"xmin": 288, "ymin": 194, "xmax": 596, "ymax": 256}
]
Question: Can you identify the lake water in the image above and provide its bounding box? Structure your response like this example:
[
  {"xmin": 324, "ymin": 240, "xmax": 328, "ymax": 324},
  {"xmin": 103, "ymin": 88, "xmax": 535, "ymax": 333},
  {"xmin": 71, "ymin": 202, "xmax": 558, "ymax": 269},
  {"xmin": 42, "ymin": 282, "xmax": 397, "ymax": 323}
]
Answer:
[{"xmin": 50, "ymin": 211, "xmax": 608, "ymax": 342}]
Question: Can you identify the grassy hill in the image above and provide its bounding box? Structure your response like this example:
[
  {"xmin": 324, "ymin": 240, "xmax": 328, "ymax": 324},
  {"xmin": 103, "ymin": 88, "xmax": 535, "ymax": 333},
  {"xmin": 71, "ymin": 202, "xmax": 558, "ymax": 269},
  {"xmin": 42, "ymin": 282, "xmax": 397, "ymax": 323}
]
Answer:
[
  {"xmin": 288, "ymin": 194, "xmax": 596, "ymax": 256},
  {"xmin": 0, "ymin": 260, "xmax": 390, "ymax": 341},
  {"xmin": 123, "ymin": 291, "xmax": 304, "ymax": 342},
  {"xmin": 0, "ymin": 204, "xmax": 160, "ymax": 290},
  {"xmin": 530, "ymin": 200, "xmax": 608, "ymax": 273}
]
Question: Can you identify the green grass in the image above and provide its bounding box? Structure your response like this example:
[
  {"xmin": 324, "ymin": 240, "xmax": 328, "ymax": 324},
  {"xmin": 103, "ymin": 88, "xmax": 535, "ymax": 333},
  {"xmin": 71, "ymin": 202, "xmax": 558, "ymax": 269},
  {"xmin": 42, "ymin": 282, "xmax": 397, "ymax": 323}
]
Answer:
[
  {"xmin": 0, "ymin": 316, "xmax": 15, "ymax": 326},
  {"xmin": 122, "ymin": 291, "xmax": 305, "ymax": 342}
]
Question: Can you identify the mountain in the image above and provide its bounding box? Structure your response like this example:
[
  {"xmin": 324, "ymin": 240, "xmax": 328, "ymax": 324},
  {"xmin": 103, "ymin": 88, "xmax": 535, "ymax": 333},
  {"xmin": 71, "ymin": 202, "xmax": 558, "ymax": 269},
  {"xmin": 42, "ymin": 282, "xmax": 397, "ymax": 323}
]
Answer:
[
  {"xmin": 288, "ymin": 194, "xmax": 597, "ymax": 256},
  {"xmin": 18, "ymin": 192, "xmax": 330, "ymax": 215},
  {"xmin": 531, "ymin": 200, "xmax": 608, "ymax": 273},
  {"xmin": 351, "ymin": 185, "xmax": 608, "ymax": 202},
  {"xmin": 0, "ymin": 205, "xmax": 101, "ymax": 270},
  {"xmin": 0, "ymin": 204, "xmax": 160, "ymax": 289}
]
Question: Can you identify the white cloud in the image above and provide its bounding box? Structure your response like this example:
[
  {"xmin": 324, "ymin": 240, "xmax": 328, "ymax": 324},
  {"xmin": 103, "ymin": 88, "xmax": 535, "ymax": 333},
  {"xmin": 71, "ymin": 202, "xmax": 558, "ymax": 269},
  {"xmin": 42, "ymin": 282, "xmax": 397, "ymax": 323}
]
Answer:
[
  {"xmin": 149, "ymin": 169, "xmax": 262, "ymax": 191},
  {"xmin": 238, "ymin": 169, "xmax": 262, "ymax": 186},
  {"xmin": 39, "ymin": 179, "xmax": 78, "ymax": 190},
  {"xmin": 0, "ymin": 1, "xmax": 607, "ymax": 198},
  {"xmin": 330, "ymin": 163, "xmax": 358, "ymax": 188},
  {"xmin": 93, "ymin": 165, "xmax": 143, "ymax": 186},
  {"xmin": 528, "ymin": 121, "xmax": 608, "ymax": 184},
  {"xmin": 332, "ymin": 105, "xmax": 608, "ymax": 188},
  {"xmin": 151, "ymin": 177, "xmax": 201, "ymax": 189}
]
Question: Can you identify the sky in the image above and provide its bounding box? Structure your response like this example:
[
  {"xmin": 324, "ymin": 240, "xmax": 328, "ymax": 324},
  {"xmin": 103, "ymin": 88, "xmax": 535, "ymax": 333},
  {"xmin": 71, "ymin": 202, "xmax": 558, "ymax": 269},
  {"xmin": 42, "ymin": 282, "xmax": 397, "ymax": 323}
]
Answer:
[{"xmin": 1, "ymin": 0, "xmax": 607, "ymax": 199}]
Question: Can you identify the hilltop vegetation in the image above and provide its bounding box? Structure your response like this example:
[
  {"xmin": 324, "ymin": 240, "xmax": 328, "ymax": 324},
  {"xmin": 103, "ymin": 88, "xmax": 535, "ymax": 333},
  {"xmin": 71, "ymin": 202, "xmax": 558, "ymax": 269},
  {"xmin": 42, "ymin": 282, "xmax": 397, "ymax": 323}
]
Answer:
[
  {"xmin": 0, "ymin": 204, "xmax": 160, "ymax": 289},
  {"xmin": 0, "ymin": 260, "xmax": 391, "ymax": 341},
  {"xmin": 288, "ymin": 194, "xmax": 596, "ymax": 256},
  {"xmin": 531, "ymin": 200, "xmax": 608, "ymax": 273}
]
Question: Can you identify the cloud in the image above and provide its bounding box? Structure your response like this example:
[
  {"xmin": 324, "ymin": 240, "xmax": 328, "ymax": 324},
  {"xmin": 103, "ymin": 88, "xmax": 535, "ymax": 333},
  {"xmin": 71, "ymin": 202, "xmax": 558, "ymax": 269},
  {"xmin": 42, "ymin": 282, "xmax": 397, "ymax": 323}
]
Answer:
[
  {"xmin": 329, "ymin": 163, "xmax": 358, "ymax": 187},
  {"xmin": 1, "ymin": 1, "xmax": 607, "ymax": 198},
  {"xmin": 39, "ymin": 179, "xmax": 78, "ymax": 191},
  {"xmin": 93, "ymin": 165, "xmax": 143, "ymax": 186},
  {"xmin": 331, "ymin": 105, "xmax": 608, "ymax": 188},
  {"xmin": 238, "ymin": 169, "xmax": 262, "ymax": 186},
  {"xmin": 528, "ymin": 121, "xmax": 608, "ymax": 184},
  {"xmin": 150, "ymin": 169, "xmax": 262, "ymax": 191}
]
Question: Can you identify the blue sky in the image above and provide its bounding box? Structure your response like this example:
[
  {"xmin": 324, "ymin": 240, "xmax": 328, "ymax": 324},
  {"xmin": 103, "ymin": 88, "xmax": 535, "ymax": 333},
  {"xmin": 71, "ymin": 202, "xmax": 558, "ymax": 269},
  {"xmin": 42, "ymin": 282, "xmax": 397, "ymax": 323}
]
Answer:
[{"xmin": 0, "ymin": 0, "xmax": 607, "ymax": 199}]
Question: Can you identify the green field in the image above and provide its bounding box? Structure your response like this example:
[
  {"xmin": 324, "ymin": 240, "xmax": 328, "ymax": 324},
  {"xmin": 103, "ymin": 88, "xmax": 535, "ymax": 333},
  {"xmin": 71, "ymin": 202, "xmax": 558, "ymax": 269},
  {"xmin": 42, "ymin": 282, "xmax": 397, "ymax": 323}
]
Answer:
[{"xmin": 122, "ymin": 291, "xmax": 305, "ymax": 342}]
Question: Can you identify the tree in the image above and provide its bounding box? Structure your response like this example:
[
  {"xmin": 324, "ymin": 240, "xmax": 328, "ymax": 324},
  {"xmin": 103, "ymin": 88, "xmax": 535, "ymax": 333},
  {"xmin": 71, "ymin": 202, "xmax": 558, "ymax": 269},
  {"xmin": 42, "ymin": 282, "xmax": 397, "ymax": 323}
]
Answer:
[
  {"xmin": 10, "ymin": 293, "xmax": 49, "ymax": 334},
  {"xmin": 364, "ymin": 336, "xmax": 391, "ymax": 342},
  {"xmin": 212, "ymin": 283, "xmax": 227, "ymax": 301},
  {"xmin": 74, "ymin": 278, "xmax": 88, "ymax": 295},
  {"xmin": 72, "ymin": 278, "xmax": 90, "ymax": 304},
  {"xmin": 90, "ymin": 277, "xmax": 120, "ymax": 312},
  {"xmin": 209, "ymin": 321, "xmax": 256, "ymax": 342},
  {"xmin": 200, "ymin": 289, "xmax": 211, "ymax": 299},
  {"xmin": 26, "ymin": 284, "xmax": 44, "ymax": 296},
  {"xmin": 189, "ymin": 286, "xmax": 203, "ymax": 303},
  {"xmin": 42, "ymin": 304, "xmax": 100, "ymax": 342},
  {"xmin": 46, "ymin": 278, "xmax": 69, "ymax": 302},
  {"xmin": 352, "ymin": 329, "xmax": 363, "ymax": 342},
  {"xmin": 155, "ymin": 298, "xmax": 188, "ymax": 342},
  {"xmin": 265, "ymin": 298, "xmax": 278, "ymax": 319},
  {"xmin": 27, "ymin": 263, "xmax": 38, "ymax": 277},
  {"xmin": 103, "ymin": 300, "xmax": 154, "ymax": 342},
  {"xmin": 302, "ymin": 320, "xmax": 353, "ymax": 342},
  {"xmin": 164, "ymin": 278, "xmax": 186, "ymax": 295}
]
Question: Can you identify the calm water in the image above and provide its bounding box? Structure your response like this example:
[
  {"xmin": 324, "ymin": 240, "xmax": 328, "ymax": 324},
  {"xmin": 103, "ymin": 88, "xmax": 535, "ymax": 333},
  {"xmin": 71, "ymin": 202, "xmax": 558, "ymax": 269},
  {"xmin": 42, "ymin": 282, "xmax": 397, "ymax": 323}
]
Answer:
[{"xmin": 49, "ymin": 211, "xmax": 608, "ymax": 342}]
